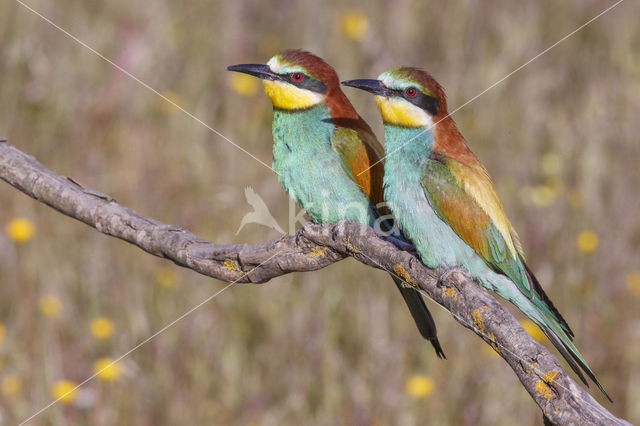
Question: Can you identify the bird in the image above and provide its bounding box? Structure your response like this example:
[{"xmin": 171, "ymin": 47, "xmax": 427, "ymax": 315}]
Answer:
[
  {"xmin": 227, "ymin": 50, "xmax": 444, "ymax": 357},
  {"xmin": 236, "ymin": 186, "xmax": 285, "ymax": 235},
  {"xmin": 342, "ymin": 67, "xmax": 611, "ymax": 400}
]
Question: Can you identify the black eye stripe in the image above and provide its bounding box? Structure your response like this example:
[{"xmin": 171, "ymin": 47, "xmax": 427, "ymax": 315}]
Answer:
[
  {"xmin": 285, "ymin": 73, "xmax": 328, "ymax": 94},
  {"xmin": 398, "ymin": 88, "xmax": 440, "ymax": 116}
]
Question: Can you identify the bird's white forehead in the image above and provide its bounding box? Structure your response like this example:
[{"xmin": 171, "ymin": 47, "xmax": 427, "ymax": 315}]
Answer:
[
  {"xmin": 266, "ymin": 55, "xmax": 284, "ymax": 72},
  {"xmin": 378, "ymin": 72, "xmax": 396, "ymax": 88},
  {"xmin": 378, "ymin": 71, "xmax": 412, "ymax": 91},
  {"xmin": 266, "ymin": 55, "xmax": 305, "ymax": 75}
]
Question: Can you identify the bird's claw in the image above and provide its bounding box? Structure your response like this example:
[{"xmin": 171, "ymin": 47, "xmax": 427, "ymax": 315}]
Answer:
[
  {"xmin": 294, "ymin": 223, "xmax": 313, "ymax": 245},
  {"xmin": 380, "ymin": 234, "xmax": 416, "ymax": 252}
]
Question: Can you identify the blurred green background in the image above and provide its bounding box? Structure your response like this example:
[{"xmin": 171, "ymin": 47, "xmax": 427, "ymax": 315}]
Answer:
[{"xmin": 1, "ymin": 0, "xmax": 639, "ymax": 424}]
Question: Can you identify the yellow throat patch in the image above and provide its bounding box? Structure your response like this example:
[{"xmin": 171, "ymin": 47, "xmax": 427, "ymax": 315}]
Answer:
[
  {"xmin": 374, "ymin": 96, "xmax": 433, "ymax": 127},
  {"xmin": 262, "ymin": 80, "xmax": 324, "ymax": 110}
]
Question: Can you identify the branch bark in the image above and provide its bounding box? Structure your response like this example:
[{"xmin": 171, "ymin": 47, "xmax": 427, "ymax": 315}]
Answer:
[{"xmin": 0, "ymin": 138, "xmax": 629, "ymax": 425}]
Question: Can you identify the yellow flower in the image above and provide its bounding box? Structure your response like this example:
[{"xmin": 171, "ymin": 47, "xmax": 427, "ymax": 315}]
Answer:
[
  {"xmin": 406, "ymin": 375, "xmax": 435, "ymax": 398},
  {"xmin": 93, "ymin": 358, "xmax": 122, "ymax": 381},
  {"xmin": 155, "ymin": 266, "xmax": 177, "ymax": 288},
  {"xmin": 529, "ymin": 185, "xmax": 556, "ymax": 207},
  {"xmin": 39, "ymin": 295, "xmax": 62, "ymax": 317},
  {"xmin": 626, "ymin": 271, "xmax": 640, "ymax": 295},
  {"xmin": 5, "ymin": 217, "xmax": 35, "ymax": 243},
  {"xmin": 520, "ymin": 319, "xmax": 546, "ymax": 343},
  {"xmin": 228, "ymin": 73, "xmax": 259, "ymax": 97},
  {"xmin": 51, "ymin": 380, "xmax": 77, "ymax": 403},
  {"xmin": 90, "ymin": 317, "xmax": 114, "ymax": 339},
  {"xmin": 1, "ymin": 374, "xmax": 22, "ymax": 396},
  {"xmin": 539, "ymin": 152, "xmax": 563, "ymax": 176},
  {"xmin": 576, "ymin": 230, "xmax": 598, "ymax": 254},
  {"xmin": 526, "ymin": 177, "xmax": 564, "ymax": 207},
  {"xmin": 159, "ymin": 91, "xmax": 182, "ymax": 114},
  {"xmin": 340, "ymin": 10, "xmax": 370, "ymax": 42}
]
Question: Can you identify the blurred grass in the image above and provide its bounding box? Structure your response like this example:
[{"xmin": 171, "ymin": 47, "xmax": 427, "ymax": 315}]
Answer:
[{"xmin": 1, "ymin": 0, "xmax": 639, "ymax": 424}]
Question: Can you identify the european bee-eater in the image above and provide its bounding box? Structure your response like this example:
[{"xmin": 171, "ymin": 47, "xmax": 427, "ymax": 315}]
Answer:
[
  {"xmin": 227, "ymin": 51, "xmax": 444, "ymax": 357},
  {"xmin": 343, "ymin": 68, "xmax": 610, "ymax": 400}
]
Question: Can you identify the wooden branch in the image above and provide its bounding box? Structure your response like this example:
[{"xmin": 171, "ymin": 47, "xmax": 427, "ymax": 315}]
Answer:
[{"xmin": 0, "ymin": 138, "xmax": 629, "ymax": 425}]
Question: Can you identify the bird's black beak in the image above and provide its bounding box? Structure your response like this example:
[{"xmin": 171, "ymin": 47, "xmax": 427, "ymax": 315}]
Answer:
[
  {"xmin": 226, "ymin": 64, "xmax": 279, "ymax": 80},
  {"xmin": 341, "ymin": 79, "xmax": 393, "ymax": 97}
]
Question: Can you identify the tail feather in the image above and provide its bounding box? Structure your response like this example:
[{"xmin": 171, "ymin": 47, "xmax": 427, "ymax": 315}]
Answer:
[
  {"xmin": 503, "ymin": 262, "xmax": 611, "ymax": 401},
  {"xmin": 391, "ymin": 275, "xmax": 445, "ymax": 358},
  {"xmin": 540, "ymin": 324, "xmax": 588, "ymax": 386},
  {"xmin": 535, "ymin": 312, "xmax": 612, "ymax": 402},
  {"xmin": 377, "ymin": 212, "xmax": 445, "ymax": 358},
  {"xmin": 521, "ymin": 256, "xmax": 574, "ymax": 339}
]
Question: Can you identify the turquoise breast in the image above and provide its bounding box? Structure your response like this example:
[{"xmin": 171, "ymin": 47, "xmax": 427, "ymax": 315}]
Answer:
[{"xmin": 271, "ymin": 105, "xmax": 376, "ymax": 226}]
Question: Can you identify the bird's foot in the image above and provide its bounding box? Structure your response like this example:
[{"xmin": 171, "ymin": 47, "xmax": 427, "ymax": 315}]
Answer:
[
  {"xmin": 294, "ymin": 225, "xmax": 307, "ymax": 245},
  {"xmin": 294, "ymin": 222, "xmax": 320, "ymax": 245},
  {"xmin": 380, "ymin": 234, "xmax": 416, "ymax": 252}
]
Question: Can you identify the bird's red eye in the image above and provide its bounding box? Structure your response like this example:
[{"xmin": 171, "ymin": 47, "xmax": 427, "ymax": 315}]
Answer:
[
  {"xmin": 405, "ymin": 87, "xmax": 417, "ymax": 97},
  {"xmin": 292, "ymin": 73, "xmax": 304, "ymax": 81}
]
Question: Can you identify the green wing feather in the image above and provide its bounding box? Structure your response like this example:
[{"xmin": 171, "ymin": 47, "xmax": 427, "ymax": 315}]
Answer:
[
  {"xmin": 419, "ymin": 155, "xmax": 617, "ymax": 401},
  {"xmin": 420, "ymin": 155, "xmax": 532, "ymax": 298},
  {"xmin": 420, "ymin": 156, "xmax": 612, "ymax": 394}
]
